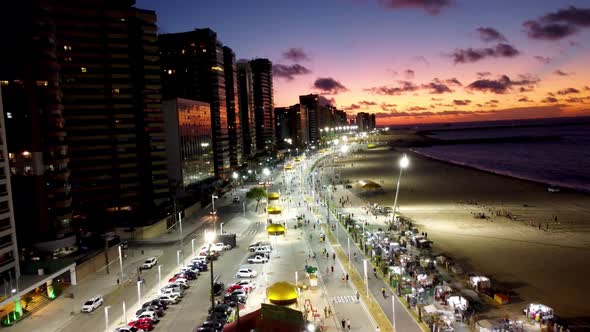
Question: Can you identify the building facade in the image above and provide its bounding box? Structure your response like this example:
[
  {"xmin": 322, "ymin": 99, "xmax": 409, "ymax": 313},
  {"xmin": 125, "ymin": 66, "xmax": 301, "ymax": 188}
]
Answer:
[
  {"xmin": 250, "ymin": 59, "xmax": 275, "ymax": 154},
  {"xmin": 237, "ymin": 61, "xmax": 256, "ymax": 157},
  {"xmin": 159, "ymin": 28, "xmax": 231, "ymax": 178},
  {"xmin": 223, "ymin": 47, "xmax": 242, "ymax": 168},
  {"xmin": 356, "ymin": 112, "xmax": 375, "ymax": 131},
  {"xmin": 275, "ymin": 104, "xmax": 306, "ymax": 149},
  {"xmin": 163, "ymin": 99, "xmax": 214, "ymax": 189},
  {"xmin": 0, "ymin": 87, "xmax": 21, "ymax": 282},
  {"xmin": 299, "ymin": 94, "xmax": 320, "ymax": 144}
]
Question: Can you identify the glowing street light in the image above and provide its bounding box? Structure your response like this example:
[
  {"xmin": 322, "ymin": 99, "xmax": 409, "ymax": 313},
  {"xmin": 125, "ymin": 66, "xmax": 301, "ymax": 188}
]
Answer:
[
  {"xmin": 392, "ymin": 154, "xmax": 410, "ymax": 224},
  {"xmin": 232, "ymin": 171, "xmax": 239, "ymax": 180},
  {"xmin": 262, "ymin": 167, "xmax": 270, "ymax": 176}
]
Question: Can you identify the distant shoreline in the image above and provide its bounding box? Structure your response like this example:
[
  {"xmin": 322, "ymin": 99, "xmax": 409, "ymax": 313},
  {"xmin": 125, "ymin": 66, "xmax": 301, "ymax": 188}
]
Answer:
[{"xmin": 407, "ymin": 147, "xmax": 590, "ymax": 195}]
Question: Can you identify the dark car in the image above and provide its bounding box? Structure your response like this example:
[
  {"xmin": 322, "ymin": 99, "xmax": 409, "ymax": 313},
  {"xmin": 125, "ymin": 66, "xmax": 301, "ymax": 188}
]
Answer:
[
  {"xmin": 213, "ymin": 282, "xmax": 224, "ymax": 296},
  {"xmin": 200, "ymin": 321, "xmax": 223, "ymax": 330},
  {"xmin": 224, "ymin": 293, "xmax": 246, "ymax": 304},
  {"xmin": 180, "ymin": 270, "xmax": 197, "ymax": 279},
  {"xmin": 207, "ymin": 311, "xmax": 228, "ymax": 324},
  {"xmin": 195, "ymin": 328, "xmax": 220, "ymax": 332},
  {"xmin": 143, "ymin": 299, "xmax": 168, "ymax": 310},
  {"xmin": 208, "ymin": 304, "xmax": 232, "ymax": 316}
]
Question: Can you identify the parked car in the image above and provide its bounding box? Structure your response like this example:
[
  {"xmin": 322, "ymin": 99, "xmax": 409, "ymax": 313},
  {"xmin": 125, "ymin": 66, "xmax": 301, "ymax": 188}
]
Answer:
[
  {"xmin": 207, "ymin": 311, "xmax": 229, "ymax": 324},
  {"xmin": 160, "ymin": 288, "xmax": 184, "ymax": 298},
  {"xmin": 214, "ymin": 242, "xmax": 232, "ymax": 250},
  {"xmin": 172, "ymin": 279, "xmax": 190, "ymax": 288},
  {"xmin": 128, "ymin": 318, "xmax": 155, "ymax": 331},
  {"xmin": 200, "ymin": 320, "xmax": 223, "ymax": 331},
  {"xmin": 213, "ymin": 281, "xmax": 224, "ymax": 296},
  {"xmin": 229, "ymin": 288, "xmax": 248, "ymax": 298},
  {"xmin": 224, "ymin": 292, "xmax": 247, "ymax": 304},
  {"xmin": 176, "ymin": 270, "xmax": 196, "ymax": 280},
  {"xmin": 120, "ymin": 241, "xmax": 129, "ymax": 249},
  {"xmin": 208, "ymin": 303, "xmax": 233, "ymax": 316},
  {"xmin": 230, "ymin": 280, "xmax": 256, "ymax": 292},
  {"xmin": 142, "ymin": 257, "xmax": 157, "ymax": 269},
  {"xmin": 227, "ymin": 284, "xmax": 248, "ymax": 294},
  {"xmin": 115, "ymin": 327, "xmax": 143, "ymax": 332},
  {"xmin": 247, "ymin": 255, "xmax": 268, "ymax": 264},
  {"xmin": 136, "ymin": 306, "xmax": 163, "ymax": 317},
  {"xmin": 232, "ymin": 196, "xmax": 240, "ymax": 203},
  {"xmin": 235, "ymin": 268, "xmax": 257, "ymax": 278},
  {"xmin": 157, "ymin": 294, "xmax": 180, "ymax": 304},
  {"xmin": 81, "ymin": 296, "xmax": 104, "ymax": 313},
  {"xmin": 168, "ymin": 275, "xmax": 188, "ymax": 283},
  {"xmin": 248, "ymin": 242, "xmax": 271, "ymax": 252},
  {"xmin": 136, "ymin": 312, "xmax": 159, "ymax": 323},
  {"xmin": 142, "ymin": 300, "xmax": 167, "ymax": 310},
  {"xmin": 253, "ymin": 246, "xmax": 271, "ymax": 255}
]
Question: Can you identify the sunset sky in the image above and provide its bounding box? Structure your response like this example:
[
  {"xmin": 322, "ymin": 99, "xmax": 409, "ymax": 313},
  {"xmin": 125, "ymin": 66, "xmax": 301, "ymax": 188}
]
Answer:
[{"xmin": 138, "ymin": 0, "xmax": 590, "ymax": 125}]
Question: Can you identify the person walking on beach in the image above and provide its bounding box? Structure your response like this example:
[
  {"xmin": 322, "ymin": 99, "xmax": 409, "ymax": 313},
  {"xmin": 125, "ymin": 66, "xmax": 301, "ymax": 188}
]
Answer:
[
  {"xmin": 341, "ymin": 319, "xmax": 346, "ymax": 329},
  {"xmin": 347, "ymin": 319, "xmax": 351, "ymax": 331}
]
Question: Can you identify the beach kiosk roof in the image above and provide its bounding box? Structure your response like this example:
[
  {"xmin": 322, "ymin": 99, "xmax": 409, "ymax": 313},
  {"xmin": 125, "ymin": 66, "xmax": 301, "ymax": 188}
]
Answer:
[
  {"xmin": 268, "ymin": 192, "xmax": 280, "ymax": 200},
  {"xmin": 266, "ymin": 223, "xmax": 285, "ymax": 235},
  {"xmin": 266, "ymin": 282, "xmax": 298, "ymax": 305},
  {"xmin": 267, "ymin": 206, "xmax": 282, "ymax": 215},
  {"xmin": 355, "ymin": 180, "xmax": 382, "ymax": 190}
]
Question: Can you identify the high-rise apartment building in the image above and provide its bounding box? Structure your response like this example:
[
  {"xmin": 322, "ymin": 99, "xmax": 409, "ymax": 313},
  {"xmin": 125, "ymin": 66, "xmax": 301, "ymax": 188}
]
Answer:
[
  {"xmin": 163, "ymin": 99, "xmax": 214, "ymax": 189},
  {"xmin": 160, "ymin": 28, "xmax": 231, "ymax": 178},
  {"xmin": 357, "ymin": 112, "xmax": 371, "ymax": 131},
  {"xmin": 1, "ymin": 0, "xmax": 169, "ymax": 244},
  {"xmin": 275, "ymin": 104, "xmax": 307, "ymax": 149},
  {"xmin": 299, "ymin": 94, "xmax": 320, "ymax": 144},
  {"xmin": 250, "ymin": 59, "xmax": 275, "ymax": 154},
  {"xmin": 0, "ymin": 87, "xmax": 21, "ymax": 281},
  {"xmin": 237, "ymin": 61, "xmax": 256, "ymax": 157},
  {"xmin": 223, "ymin": 47, "xmax": 242, "ymax": 168}
]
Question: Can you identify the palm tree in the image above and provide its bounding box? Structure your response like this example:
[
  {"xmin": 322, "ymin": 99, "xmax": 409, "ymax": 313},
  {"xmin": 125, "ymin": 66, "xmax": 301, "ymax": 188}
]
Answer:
[{"xmin": 246, "ymin": 187, "xmax": 267, "ymax": 212}]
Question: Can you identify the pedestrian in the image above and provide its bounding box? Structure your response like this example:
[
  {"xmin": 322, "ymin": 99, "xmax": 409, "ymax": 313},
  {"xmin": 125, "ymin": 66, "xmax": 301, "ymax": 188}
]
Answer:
[
  {"xmin": 116, "ymin": 278, "xmax": 119, "ymax": 285},
  {"xmin": 347, "ymin": 319, "xmax": 351, "ymax": 331},
  {"xmin": 326, "ymin": 252, "xmax": 329, "ymax": 259},
  {"xmin": 376, "ymin": 326, "xmax": 381, "ymax": 332},
  {"xmin": 356, "ymin": 292, "xmax": 360, "ymax": 302},
  {"xmin": 324, "ymin": 306, "xmax": 328, "ymax": 318},
  {"xmin": 328, "ymin": 307, "xmax": 332, "ymax": 317},
  {"xmin": 331, "ymin": 265, "xmax": 334, "ymax": 273},
  {"xmin": 345, "ymin": 273, "xmax": 349, "ymax": 281},
  {"xmin": 341, "ymin": 319, "xmax": 346, "ymax": 329},
  {"xmin": 333, "ymin": 253, "xmax": 336, "ymax": 261},
  {"xmin": 381, "ymin": 287, "xmax": 386, "ymax": 297}
]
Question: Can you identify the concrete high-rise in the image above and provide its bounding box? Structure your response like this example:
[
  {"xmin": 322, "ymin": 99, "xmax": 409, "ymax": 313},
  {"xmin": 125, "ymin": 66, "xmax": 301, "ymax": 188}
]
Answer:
[
  {"xmin": 250, "ymin": 59, "xmax": 275, "ymax": 154},
  {"xmin": 237, "ymin": 61, "xmax": 256, "ymax": 157},
  {"xmin": 275, "ymin": 104, "xmax": 307, "ymax": 149},
  {"xmin": 223, "ymin": 47, "xmax": 242, "ymax": 168},
  {"xmin": 1, "ymin": 0, "xmax": 169, "ymax": 245},
  {"xmin": 0, "ymin": 86, "xmax": 21, "ymax": 281},
  {"xmin": 160, "ymin": 28, "xmax": 231, "ymax": 178},
  {"xmin": 299, "ymin": 94, "xmax": 320, "ymax": 144}
]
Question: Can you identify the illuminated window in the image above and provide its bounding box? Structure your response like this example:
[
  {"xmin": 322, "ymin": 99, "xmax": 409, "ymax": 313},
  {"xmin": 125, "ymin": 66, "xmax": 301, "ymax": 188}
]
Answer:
[
  {"xmin": 63, "ymin": 45, "xmax": 72, "ymax": 51},
  {"xmin": 81, "ymin": 67, "xmax": 87, "ymax": 73},
  {"xmin": 22, "ymin": 151, "xmax": 32, "ymax": 159},
  {"xmin": 112, "ymin": 88, "xmax": 120, "ymax": 95},
  {"xmin": 167, "ymin": 69, "xmax": 172, "ymax": 75},
  {"xmin": 8, "ymin": 153, "xmax": 15, "ymax": 160},
  {"xmin": 36, "ymin": 80, "xmax": 48, "ymax": 87},
  {"xmin": 211, "ymin": 66, "xmax": 223, "ymax": 72},
  {"xmin": 64, "ymin": 57, "xmax": 72, "ymax": 62},
  {"xmin": 6, "ymin": 112, "xmax": 12, "ymax": 118},
  {"xmin": 181, "ymin": 49, "xmax": 185, "ymax": 54},
  {"xmin": 0, "ymin": 80, "xmax": 8, "ymax": 86}
]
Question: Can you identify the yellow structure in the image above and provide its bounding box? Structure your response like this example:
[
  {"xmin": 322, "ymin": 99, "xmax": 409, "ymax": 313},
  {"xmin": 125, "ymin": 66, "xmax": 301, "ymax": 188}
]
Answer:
[
  {"xmin": 268, "ymin": 192, "xmax": 280, "ymax": 200},
  {"xmin": 266, "ymin": 223, "xmax": 286, "ymax": 235},
  {"xmin": 367, "ymin": 143, "xmax": 377, "ymax": 149},
  {"xmin": 266, "ymin": 282, "xmax": 298, "ymax": 305},
  {"xmin": 284, "ymin": 164, "xmax": 293, "ymax": 170}
]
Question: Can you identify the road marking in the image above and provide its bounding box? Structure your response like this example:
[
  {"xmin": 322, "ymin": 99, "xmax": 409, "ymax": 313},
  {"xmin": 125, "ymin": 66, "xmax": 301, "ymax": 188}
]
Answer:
[{"xmin": 331, "ymin": 295, "xmax": 357, "ymax": 304}]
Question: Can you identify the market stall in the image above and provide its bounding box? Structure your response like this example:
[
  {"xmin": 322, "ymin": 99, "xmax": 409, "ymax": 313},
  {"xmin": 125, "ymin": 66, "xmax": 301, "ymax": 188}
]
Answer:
[
  {"xmin": 447, "ymin": 295, "xmax": 468, "ymax": 311},
  {"xmin": 469, "ymin": 276, "xmax": 491, "ymax": 291},
  {"xmin": 524, "ymin": 303, "xmax": 554, "ymax": 324}
]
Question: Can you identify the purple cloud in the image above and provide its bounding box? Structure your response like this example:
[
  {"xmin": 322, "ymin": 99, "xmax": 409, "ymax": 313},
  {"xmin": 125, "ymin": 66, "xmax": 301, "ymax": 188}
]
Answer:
[
  {"xmin": 556, "ymin": 87, "xmax": 580, "ymax": 95},
  {"xmin": 518, "ymin": 96, "xmax": 533, "ymax": 102},
  {"xmin": 534, "ymin": 56, "xmax": 552, "ymax": 64},
  {"xmin": 453, "ymin": 99, "xmax": 471, "ymax": 106},
  {"xmin": 554, "ymin": 69, "xmax": 571, "ymax": 76},
  {"xmin": 365, "ymin": 81, "xmax": 420, "ymax": 95},
  {"xmin": 377, "ymin": 0, "xmax": 453, "ymax": 15},
  {"xmin": 273, "ymin": 64, "xmax": 311, "ymax": 80},
  {"xmin": 477, "ymin": 27, "xmax": 507, "ymax": 42},
  {"xmin": 313, "ymin": 77, "xmax": 348, "ymax": 95},
  {"xmin": 542, "ymin": 96, "xmax": 559, "ymax": 103},
  {"xmin": 523, "ymin": 6, "xmax": 590, "ymax": 40},
  {"xmin": 452, "ymin": 43, "xmax": 519, "ymax": 64},
  {"xmin": 282, "ymin": 48, "xmax": 310, "ymax": 62},
  {"xmin": 467, "ymin": 75, "xmax": 539, "ymax": 94},
  {"xmin": 404, "ymin": 69, "xmax": 415, "ymax": 79}
]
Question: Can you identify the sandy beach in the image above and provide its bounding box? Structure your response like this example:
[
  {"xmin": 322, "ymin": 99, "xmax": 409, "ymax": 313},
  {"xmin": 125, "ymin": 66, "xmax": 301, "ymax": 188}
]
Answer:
[{"xmin": 332, "ymin": 145, "xmax": 590, "ymax": 323}]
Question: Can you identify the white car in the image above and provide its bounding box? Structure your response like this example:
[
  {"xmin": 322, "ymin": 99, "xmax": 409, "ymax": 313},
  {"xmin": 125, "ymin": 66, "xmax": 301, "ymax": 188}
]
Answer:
[
  {"xmin": 136, "ymin": 311, "xmax": 160, "ymax": 322},
  {"xmin": 192, "ymin": 256, "xmax": 207, "ymax": 264},
  {"xmin": 214, "ymin": 242, "xmax": 232, "ymax": 250},
  {"xmin": 158, "ymin": 294, "xmax": 180, "ymax": 304},
  {"xmin": 235, "ymin": 268, "xmax": 257, "ymax": 278},
  {"xmin": 115, "ymin": 327, "xmax": 144, "ymax": 332},
  {"xmin": 81, "ymin": 296, "xmax": 104, "ymax": 313},
  {"xmin": 230, "ymin": 289, "xmax": 248, "ymax": 298},
  {"xmin": 160, "ymin": 288, "xmax": 184, "ymax": 298},
  {"xmin": 172, "ymin": 279, "xmax": 189, "ymax": 288},
  {"xmin": 247, "ymin": 255, "xmax": 269, "ymax": 264},
  {"xmin": 142, "ymin": 257, "xmax": 157, "ymax": 269},
  {"xmin": 253, "ymin": 246, "xmax": 271, "ymax": 254},
  {"xmin": 162, "ymin": 284, "xmax": 184, "ymax": 293}
]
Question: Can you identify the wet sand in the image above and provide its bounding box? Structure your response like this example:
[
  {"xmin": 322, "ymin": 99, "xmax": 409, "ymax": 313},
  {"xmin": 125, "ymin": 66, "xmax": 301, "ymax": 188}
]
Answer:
[{"xmin": 335, "ymin": 146, "xmax": 590, "ymax": 322}]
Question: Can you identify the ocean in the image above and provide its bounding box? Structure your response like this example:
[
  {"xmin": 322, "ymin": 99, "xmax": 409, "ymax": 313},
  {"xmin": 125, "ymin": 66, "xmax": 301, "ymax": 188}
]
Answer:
[{"xmin": 409, "ymin": 117, "xmax": 590, "ymax": 193}]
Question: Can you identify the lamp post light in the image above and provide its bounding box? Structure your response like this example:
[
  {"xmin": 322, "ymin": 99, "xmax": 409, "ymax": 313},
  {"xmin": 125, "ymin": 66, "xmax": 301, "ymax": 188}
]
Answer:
[
  {"xmin": 205, "ymin": 231, "xmax": 216, "ymax": 316},
  {"xmin": 232, "ymin": 172, "xmax": 239, "ymax": 181},
  {"xmin": 176, "ymin": 250, "xmax": 182, "ymax": 267},
  {"xmin": 191, "ymin": 239, "xmax": 196, "ymax": 257},
  {"xmin": 392, "ymin": 154, "xmax": 409, "ymax": 224},
  {"xmin": 220, "ymin": 222, "xmax": 224, "ymax": 234},
  {"xmin": 104, "ymin": 305, "xmax": 111, "ymax": 332},
  {"xmin": 122, "ymin": 300, "xmax": 127, "ymax": 324},
  {"xmin": 211, "ymin": 195, "xmax": 219, "ymax": 215},
  {"xmin": 118, "ymin": 245, "xmax": 124, "ymax": 279},
  {"xmin": 157, "ymin": 265, "xmax": 162, "ymax": 288},
  {"xmin": 363, "ymin": 259, "xmax": 368, "ymax": 296},
  {"xmin": 392, "ymin": 295, "xmax": 397, "ymax": 330}
]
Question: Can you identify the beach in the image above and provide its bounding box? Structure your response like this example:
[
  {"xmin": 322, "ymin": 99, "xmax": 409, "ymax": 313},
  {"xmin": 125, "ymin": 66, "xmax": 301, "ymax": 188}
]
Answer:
[{"xmin": 332, "ymin": 145, "xmax": 590, "ymax": 322}]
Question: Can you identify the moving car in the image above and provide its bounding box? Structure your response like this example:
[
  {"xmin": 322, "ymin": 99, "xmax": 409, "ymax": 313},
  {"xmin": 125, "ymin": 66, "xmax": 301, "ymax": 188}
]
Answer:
[
  {"xmin": 81, "ymin": 296, "xmax": 104, "ymax": 313},
  {"xmin": 235, "ymin": 268, "xmax": 257, "ymax": 278},
  {"xmin": 232, "ymin": 196, "xmax": 240, "ymax": 203},
  {"xmin": 142, "ymin": 257, "xmax": 157, "ymax": 269},
  {"xmin": 247, "ymin": 255, "xmax": 268, "ymax": 264}
]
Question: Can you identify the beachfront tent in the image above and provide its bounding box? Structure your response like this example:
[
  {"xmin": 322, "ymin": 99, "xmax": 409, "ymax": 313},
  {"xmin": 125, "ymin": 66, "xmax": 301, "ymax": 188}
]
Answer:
[
  {"xmin": 267, "ymin": 206, "xmax": 282, "ymax": 215},
  {"xmin": 354, "ymin": 180, "xmax": 383, "ymax": 193},
  {"xmin": 469, "ymin": 276, "xmax": 491, "ymax": 290},
  {"xmin": 268, "ymin": 192, "xmax": 280, "ymax": 200},
  {"xmin": 524, "ymin": 303, "xmax": 554, "ymax": 322},
  {"xmin": 266, "ymin": 223, "xmax": 286, "ymax": 235},
  {"xmin": 448, "ymin": 295, "xmax": 468, "ymax": 311},
  {"xmin": 266, "ymin": 282, "xmax": 298, "ymax": 305}
]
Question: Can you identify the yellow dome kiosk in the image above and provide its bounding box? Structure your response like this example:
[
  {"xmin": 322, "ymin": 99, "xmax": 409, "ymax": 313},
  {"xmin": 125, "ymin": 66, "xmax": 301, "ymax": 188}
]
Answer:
[{"xmin": 266, "ymin": 281, "xmax": 298, "ymax": 305}]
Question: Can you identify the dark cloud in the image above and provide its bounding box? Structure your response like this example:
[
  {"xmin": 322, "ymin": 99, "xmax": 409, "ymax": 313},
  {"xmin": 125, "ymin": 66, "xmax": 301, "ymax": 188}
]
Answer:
[
  {"xmin": 372, "ymin": 109, "xmax": 497, "ymax": 119},
  {"xmin": 534, "ymin": 56, "xmax": 552, "ymax": 64},
  {"xmin": 387, "ymin": 69, "xmax": 399, "ymax": 77},
  {"xmin": 343, "ymin": 104, "xmax": 361, "ymax": 111},
  {"xmin": 313, "ymin": 77, "xmax": 348, "ymax": 95},
  {"xmin": 452, "ymin": 43, "xmax": 519, "ymax": 64},
  {"xmin": 542, "ymin": 96, "xmax": 559, "ymax": 103},
  {"xmin": 554, "ymin": 69, "xmax": 570, "ymax": 76},
  {"xmin": 556, "ymin": 87, "xmax": 580, "ymax": 95},
  {"xmin": 453, "ymin": 99, "xmax": 471, "ymax": 106},
  {"xmin": 421, "ymin": 81, "xmax": 452, "ymax": 94},
  {"xmin": 444, "ymin": 78, "xmax": 462, "ymax": 86},
  {"xmin": 523, "ymin": 6, "xmax": 590, "ymax": 40},
  {"xmin": 412, "ymin": 56, "xmax": 430, "ymax": 66},
  {"xmin": 377, "ymin": 0, "xmax": 453, "ymax": 16},
  {"xmin": 358, "ymin": 100, "xmax": 378, "ymax": 106},
  {"xmin": 565, "ymin": 97, "xmax": 589, "ymax": 103},
  {"xmin": 365, "ymin": 81, "xmax": 419, "ymax": 95},
  {"xmin": 407, "ymin": 106, "xmax": 429, "ymax": 112},
  {"xmin": 318, "ymin": 96, "xmax": 335, "ymax": 106},
  {"xmin": 380, "ymin": 103, "xmax": 397, "ymax": 112},
  {"xmin": 466, "ymin": 75, "xmax": 539, "ymax": 94},
  {"xmin": 404, "ymin": 69, "xmax": 415, "ymax": 79},
  {"xmin": 282, "ymin": 48, "xmax": 310, "ymax": 62},
  {"xmin": 477, "ymin": 27, "xmax": 507, "ymax": 42},
  {"xmin": 586, "ymin": 86, "xmax": 590, "ymax": 91},
  {"xmin": 518, "ymin": 96, "xmax": 533, "ymax": 102},
  {"xmin": 476, "ymin": 72, "xmax": 492, "ymax": 78},
  {"xmin": 272, "ymin": 64, "xmax": 311, "ymax": 80}
]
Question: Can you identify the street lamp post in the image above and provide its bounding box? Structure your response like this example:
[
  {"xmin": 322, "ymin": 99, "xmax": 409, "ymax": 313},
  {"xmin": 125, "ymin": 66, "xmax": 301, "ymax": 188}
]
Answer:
[
  {"xmin": 191, "ymin": 239, "xmax": 195, "ymax": 256},
  {"xmin": 157, "ymin": 265, "xmax": 163, "ymax": 288},
  {"xmin": 118, "ymin": 245, "xmax": 124, "ymax": 279},
  {"xmin": 122, "ymin": 300, "xmax": 127, "ymax": 324},
  {"xmin": 211, "ymin": 195, "xmax": 218, "ymax": 215},
  {"xmin": 392, "ymin": 154, "xmax": 409, "ymax": 224},
  {"xmin": 176, "ymin": 250, "xmax": 182, "ymax": 267},
  {"xmin": 363, "ymin": 259, "xmax": 368, "ymax": 295},
  {"xmin": 392, "ymin": 295, "xmax": 396, "ymax": 330},
  {"xmin": 104, "ymin": 305, "xmax": 111, "ymax": 332},
  {"xmin": 136, "ymin": 281, "xmax": 142, "ymax": 307}
]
